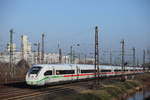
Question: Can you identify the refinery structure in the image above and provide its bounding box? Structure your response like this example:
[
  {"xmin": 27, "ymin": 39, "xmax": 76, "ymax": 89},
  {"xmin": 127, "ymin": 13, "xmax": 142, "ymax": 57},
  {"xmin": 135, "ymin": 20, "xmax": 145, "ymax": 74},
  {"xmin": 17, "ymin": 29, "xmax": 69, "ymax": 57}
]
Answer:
[
  {"xmin": 0, "ymin": 30, "xmax": 148, "ymax": 67},
  {"xmin": 0, "ymin": 34, "xmax": 92, "ymax": 65}
]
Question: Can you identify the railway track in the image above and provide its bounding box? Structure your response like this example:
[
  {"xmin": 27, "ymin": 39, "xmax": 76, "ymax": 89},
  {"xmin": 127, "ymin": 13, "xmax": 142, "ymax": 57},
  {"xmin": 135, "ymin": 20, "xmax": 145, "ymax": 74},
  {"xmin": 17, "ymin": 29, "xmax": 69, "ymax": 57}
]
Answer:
[
  {"xmin": 0, "ymin": 81, "xmax": 91, "ymax": 100},
  {"xmin": 0, "ymin": 74, "xmax": 142, "ymax": 100},
  {"xmin": 4, "ymin": 87, "xmax": 79, "ymax": 100}
]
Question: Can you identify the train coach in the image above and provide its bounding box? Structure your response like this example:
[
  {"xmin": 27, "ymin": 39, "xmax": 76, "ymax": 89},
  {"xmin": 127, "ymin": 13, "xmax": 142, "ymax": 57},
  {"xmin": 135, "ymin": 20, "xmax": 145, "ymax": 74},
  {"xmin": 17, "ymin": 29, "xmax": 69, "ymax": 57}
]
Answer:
[{"xmin": 26, "ymin": 64, "xmax": 143, "ymax": 86}]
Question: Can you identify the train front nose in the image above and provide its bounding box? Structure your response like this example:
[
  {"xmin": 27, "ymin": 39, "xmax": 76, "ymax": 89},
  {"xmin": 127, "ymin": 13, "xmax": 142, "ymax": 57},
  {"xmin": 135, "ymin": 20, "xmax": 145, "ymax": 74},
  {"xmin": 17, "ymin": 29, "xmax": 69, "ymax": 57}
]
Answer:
[
  {"xmin": 26, "ymin": 74, "xmax": 45, "ymax": 86},
  {"xmin": 26, "ymin": 66, "xmax": 44, "ymax": 86},
  {"xmin": 26, "ymin": 74, "xmax": 37, "ymax": 85}
]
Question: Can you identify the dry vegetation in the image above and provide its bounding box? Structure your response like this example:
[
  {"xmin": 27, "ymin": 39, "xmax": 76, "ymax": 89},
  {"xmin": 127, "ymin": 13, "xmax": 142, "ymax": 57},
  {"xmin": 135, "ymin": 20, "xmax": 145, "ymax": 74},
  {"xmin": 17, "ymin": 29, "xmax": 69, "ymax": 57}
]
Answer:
[
  {"xmin": 55, "ymin": 73, "xmax": 150, "ymax": 100},
  {"xmin": 0, "ymin": 59, "xmax": 30, "ymax": 84}
]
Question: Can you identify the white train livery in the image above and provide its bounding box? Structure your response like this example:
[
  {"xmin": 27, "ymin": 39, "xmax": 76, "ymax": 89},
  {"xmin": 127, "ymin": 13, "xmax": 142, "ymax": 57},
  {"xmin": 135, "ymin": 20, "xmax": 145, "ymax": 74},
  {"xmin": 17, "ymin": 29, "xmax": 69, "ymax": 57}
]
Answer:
[{"xmin": 26, "ymin": 64, "xmax": 143, "ymax": 86}]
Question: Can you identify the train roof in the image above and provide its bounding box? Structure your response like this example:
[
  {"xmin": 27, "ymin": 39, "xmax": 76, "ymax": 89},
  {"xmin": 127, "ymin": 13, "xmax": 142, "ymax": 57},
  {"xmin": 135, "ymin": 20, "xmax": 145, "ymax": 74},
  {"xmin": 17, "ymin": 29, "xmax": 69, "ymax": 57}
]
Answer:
[
  {"xmin": 32, "ymin": 64, "xmax": 139, "ymax": 70},
  {"xmin": 32, "ymin": 64, "xmax": 143, "ymax": 70}
]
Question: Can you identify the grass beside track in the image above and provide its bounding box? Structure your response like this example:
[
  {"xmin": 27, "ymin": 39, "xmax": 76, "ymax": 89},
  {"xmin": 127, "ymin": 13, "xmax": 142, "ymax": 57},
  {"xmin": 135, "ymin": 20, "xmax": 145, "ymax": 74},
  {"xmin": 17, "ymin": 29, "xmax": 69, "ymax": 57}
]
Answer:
[{"xmin": 55, "ymin": 73, "xmax": 150, "ymax": 100}]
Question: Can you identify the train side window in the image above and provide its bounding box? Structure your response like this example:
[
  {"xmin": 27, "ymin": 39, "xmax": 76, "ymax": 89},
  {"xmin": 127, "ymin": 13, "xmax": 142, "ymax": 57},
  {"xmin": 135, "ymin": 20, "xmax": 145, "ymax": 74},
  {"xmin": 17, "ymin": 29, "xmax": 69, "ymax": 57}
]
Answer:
[
  {"xmin": 101, "ymin": 70, "xmax": 111, "ymax": 72},
  {"xmin": 114, "ymin": 70, "xmax": 121, "ymax": 72},
  {"xmin": 44, "ymin": 70, "xmax": 52, "ymax": 76},
  {"xmin": 81, "ymin": 70, "xmax": 95, "ymax": 73},
  {"xmin": 56, "ymin": 70, "xmax": 75, "ymax": 75},
  {"xmin": 29, "ymin": 66, "xmax": 42, "ymax": 74}
]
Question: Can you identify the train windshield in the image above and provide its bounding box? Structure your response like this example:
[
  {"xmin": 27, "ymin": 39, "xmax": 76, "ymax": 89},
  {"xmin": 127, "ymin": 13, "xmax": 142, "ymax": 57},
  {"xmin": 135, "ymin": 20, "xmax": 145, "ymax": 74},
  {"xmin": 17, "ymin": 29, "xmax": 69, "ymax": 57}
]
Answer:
[{"xmin": 29, "ymin": 66, "xmax": 42, "ymax": 74}]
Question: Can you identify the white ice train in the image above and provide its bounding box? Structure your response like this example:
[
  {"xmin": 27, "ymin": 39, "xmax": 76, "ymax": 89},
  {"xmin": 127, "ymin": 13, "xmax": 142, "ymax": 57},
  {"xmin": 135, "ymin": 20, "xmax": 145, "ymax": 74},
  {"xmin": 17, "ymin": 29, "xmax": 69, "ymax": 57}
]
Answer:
[{"xmin": 26, "ymin": 64, "xmax": 143, "ymax": 86}]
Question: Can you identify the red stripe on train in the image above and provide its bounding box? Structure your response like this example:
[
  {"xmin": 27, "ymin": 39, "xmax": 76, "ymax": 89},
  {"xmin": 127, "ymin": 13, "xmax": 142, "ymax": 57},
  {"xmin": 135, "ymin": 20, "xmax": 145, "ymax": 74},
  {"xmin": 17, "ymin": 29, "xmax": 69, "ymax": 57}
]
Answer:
[{"xmin": 63, "ymin": 71, "xmax": 143, "ymax": 77}]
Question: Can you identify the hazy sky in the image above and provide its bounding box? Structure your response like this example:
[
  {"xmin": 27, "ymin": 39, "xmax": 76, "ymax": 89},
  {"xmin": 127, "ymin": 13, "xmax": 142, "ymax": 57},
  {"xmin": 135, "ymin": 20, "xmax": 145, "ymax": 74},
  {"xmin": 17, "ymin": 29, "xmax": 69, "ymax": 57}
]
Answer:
[{"xmin": 0, "ymin": 0, "xmax": 150, "ymax": 56}]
